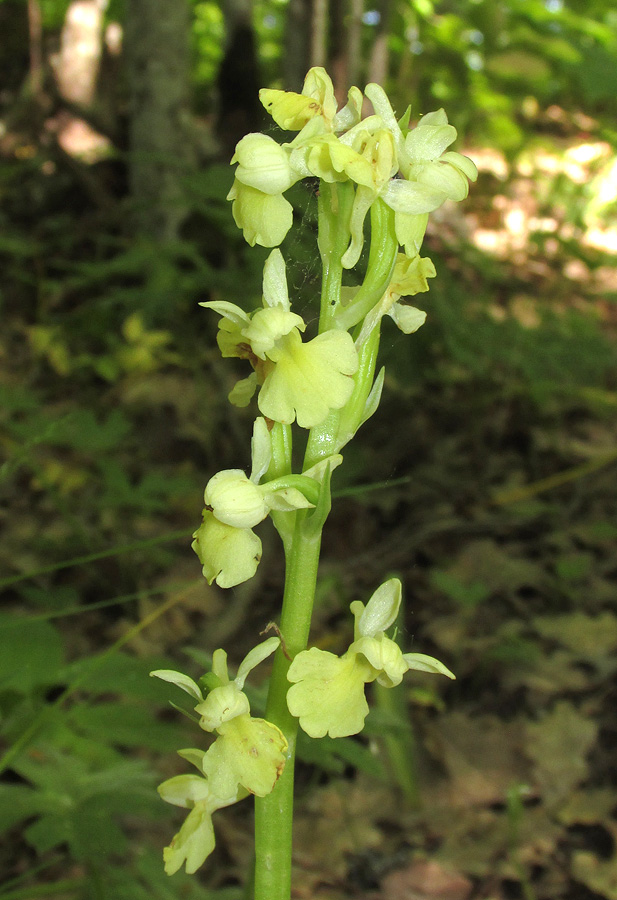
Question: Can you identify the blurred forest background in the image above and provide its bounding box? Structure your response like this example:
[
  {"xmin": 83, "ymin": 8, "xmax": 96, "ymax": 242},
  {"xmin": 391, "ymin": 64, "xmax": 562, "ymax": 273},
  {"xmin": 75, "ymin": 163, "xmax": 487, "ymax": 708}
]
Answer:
[{"xmin": 1, "ymin": 0, "xmax": 617, "ymax": 898}]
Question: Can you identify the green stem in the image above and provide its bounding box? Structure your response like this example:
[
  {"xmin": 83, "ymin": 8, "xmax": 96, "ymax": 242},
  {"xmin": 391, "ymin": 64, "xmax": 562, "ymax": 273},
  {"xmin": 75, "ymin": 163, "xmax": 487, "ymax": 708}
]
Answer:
[
  {"xmin": 268, "ymin": 423, "xmax": 295, "ymax": 552},
  {"xmin": 304, "ymin": 196, "xmax": 397, "ymax": 469},
  {"xmin": 336, "ymin": 199, "xmax": 398, "ymax": 332},
  {"xmin": 336, "ymin": 324, "xmax": 381, "ymax": 442},
  {"xmin": 0, "ymin": 880, "xmax": 83, "ymax": 899},
  {"xmin": 317, "ymin": 181, "xmax": 354, "ymax": 332},
  {"xmin": 267, "ymin": 423, "xmax": 292, "ymax": 480},
  {"xmin": 253, "ymin": 181, "xmax": 392, "ymax": 900},
  {"xmin": 374, "ymin": 681, "xmax": 420, "ymax": 808},
  {"xmin": 254, "ymin": 512, "xmax": 323, "ymax": 900}
]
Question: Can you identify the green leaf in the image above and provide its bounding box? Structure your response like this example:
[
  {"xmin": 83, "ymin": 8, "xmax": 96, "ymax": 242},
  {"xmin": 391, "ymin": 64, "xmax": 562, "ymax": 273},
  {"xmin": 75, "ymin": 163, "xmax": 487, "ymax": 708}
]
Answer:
[
  {"xmin": 554, "ymin": 552, "xmax": 593, "ymax": 582},
  {"xmin": 64, "ymin": 651, "xmax": 175, "ymax": 700},
  {"xmin": 295, "ymin": 730, "xmax": 385, "ymax": 778},
  {"xmin": 111, "ymin": 846, "xmax": 244, "ymax": 900},
  {"xmin": 0, "ymin": 783, "xmax": 44, "ymax": 833},
  {"xmin": 68, "ymin": 702, "xmax": 187, "ymax": 751},
  {"xmin": 430, "ymin": 570, "xmax": 490, "ymax": 608},
  {"xmin": 25, "ymin": 801, "xmax": 129, "ymax": 860},
  {"xmin": 487, "ymin": 49, "xmax": 552, "ymax": 82},
  {"xmin": 149, "ymin": 669, "xmax": 203, "ymax": 701},
  {"xmin": 525, "ymin": 702, "xmax": 597, "ymax": 810},
  {"xmin": 46, "ymin": 408, "xmax": 131, "ymax": 453},
  {"xmin": 0, "ymin": 616, "xmax": 65, "ymax": 692}
]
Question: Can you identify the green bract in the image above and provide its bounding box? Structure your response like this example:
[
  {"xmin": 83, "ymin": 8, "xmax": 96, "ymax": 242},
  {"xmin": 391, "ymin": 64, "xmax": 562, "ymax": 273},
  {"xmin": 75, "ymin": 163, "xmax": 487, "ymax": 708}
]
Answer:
[
  {"xmin": 151, "ymin": 637, "xmax": 286, "ymax": 875},
  {"xmin": 287, "ymin": 579, "xmax": 455, "ymax": 738}
]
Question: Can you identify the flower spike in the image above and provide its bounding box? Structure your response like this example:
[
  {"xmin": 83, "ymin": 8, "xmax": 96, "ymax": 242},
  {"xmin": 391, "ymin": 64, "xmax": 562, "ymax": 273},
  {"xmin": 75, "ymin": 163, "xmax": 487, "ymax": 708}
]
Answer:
[
  {"xmin": 151, "ymin": 637, "xmax": 286, "ymax": 874},
  {"xmin": 287, "ymin": 579, "xmax": 454, "ymax": 738}
]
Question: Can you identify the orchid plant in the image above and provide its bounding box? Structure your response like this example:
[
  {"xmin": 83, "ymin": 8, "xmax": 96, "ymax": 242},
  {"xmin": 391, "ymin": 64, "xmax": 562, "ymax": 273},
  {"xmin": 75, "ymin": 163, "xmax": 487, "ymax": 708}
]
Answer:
[{"xmin": 153, "ymin": 67, "xmax": 475, "ymax": 899}]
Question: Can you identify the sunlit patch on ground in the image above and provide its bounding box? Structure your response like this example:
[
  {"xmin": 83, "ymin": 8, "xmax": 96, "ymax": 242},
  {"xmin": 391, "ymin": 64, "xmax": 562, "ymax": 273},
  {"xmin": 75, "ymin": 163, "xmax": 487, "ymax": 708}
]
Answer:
[{"xmin": 463, "ymin": 137, "xmax": 617, "ymax": 306}]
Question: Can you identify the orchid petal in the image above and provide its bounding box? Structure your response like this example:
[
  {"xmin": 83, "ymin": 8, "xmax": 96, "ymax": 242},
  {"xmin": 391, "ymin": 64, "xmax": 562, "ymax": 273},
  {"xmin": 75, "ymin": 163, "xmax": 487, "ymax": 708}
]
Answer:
[
  {"xmin": 381, "ymin": 178, "xmax": 446, "ymax": 215},
  {"xmin": 204, "ymin": 470, "xmax": 269, "ymax": 529},
  {"xmin": 287, "ymin": 648, "xmax": 373, "ymax": 738},
  {"xmin": 235, "ymin": 636, "xmax": 280, "ymax": 690},
  {"xmin": 228, "ymin": 181, "xmax": 293, "ymax": 248},
  {"xmin": 150, "ymin": 670, "xmax": 203, "ymax": 702},
  {"xmin": 262, "ymin": 248, "xmax": 291, "ymax": 309},
  {"xmin": 202, "ymin": 713, "xmax": 287, "ymax": 797},
  {"xmin": 403, "ymin": 652, "xmax": 456, "ymax": 679},
  {"xmin": 192, "ymin": 511, "xmax": 262, "ymax": 588},
  {"xmin": 250, "ymin": 417, "xmax": 272, "ymax": 484},
  {"xmin": 258, "ymin": 329, "xmax": 358, "ymax": 428},
  {"xmin": 351, "ymin": 577, "xmax": 402, "ymax": 638}
]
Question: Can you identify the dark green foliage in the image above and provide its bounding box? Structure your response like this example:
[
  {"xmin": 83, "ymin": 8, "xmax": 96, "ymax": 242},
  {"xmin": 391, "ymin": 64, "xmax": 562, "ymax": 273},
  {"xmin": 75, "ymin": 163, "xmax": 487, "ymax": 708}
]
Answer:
[{"xmin": 0, "ymin": 625, "xmax": 194, "ymax": 899}]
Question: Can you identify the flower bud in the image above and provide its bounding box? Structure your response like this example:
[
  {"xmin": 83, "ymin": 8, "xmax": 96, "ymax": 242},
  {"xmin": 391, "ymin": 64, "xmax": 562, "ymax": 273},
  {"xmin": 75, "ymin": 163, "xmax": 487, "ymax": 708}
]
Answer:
[
  {"xmin": 205, "ymin": 470, "xmax": 269, "ymax": 529},
  {"xmin": 233, "ymin": 133, "xmax": 298, "ymax": 195}
]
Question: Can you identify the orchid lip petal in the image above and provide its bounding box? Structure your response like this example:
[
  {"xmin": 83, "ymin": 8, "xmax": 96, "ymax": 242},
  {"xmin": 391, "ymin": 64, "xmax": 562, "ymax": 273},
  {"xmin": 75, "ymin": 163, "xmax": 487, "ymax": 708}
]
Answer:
[{"xmin": 192, "ymin": 512, "xmax": 262, "ymax": 589}]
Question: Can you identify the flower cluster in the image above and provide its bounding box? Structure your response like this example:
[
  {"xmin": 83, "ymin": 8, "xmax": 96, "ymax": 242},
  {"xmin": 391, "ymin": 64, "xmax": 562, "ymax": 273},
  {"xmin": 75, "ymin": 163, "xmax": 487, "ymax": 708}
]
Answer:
[
  {"xmin": 151, "ymin": 637, "xmax": 286, "ymax": 875},
  {"xmin": 192, "ymin": 415, "xmax": 341, "ymax": 587},
  {"xmin": 353, "ymin": 252, "xmax": 436, "ymax": 347},
  {"xmin": 199, "ymin": 70, "xmax": 476, "ymax": 451},
  {"xmin": 201, "ymin": 249, "xmax": 358, "ymax": 427},
  {"xmin": 155, "ymin": 67, "xmax": 467, "ymax": 886},
  {"xmin": 286, "ymin": 578, "xmax": 455, "ymax": 738},
  {"xmin": 228, "ymin": 67, "xmax": 477, "ymax": 268}
]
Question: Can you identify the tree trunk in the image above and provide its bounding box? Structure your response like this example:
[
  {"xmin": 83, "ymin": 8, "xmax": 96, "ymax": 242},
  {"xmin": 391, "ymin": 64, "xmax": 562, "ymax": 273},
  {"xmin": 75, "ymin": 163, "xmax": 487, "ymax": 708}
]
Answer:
[
  {"xmin": 283, "ymin": 0, "xmax": 312, "ymax": 91},
  {"xmin": 367, "ymin": 0, "xmax": 392, "ymax": 87},
  {"xmin": 54, "ymin": 0, "xmax": 104, "ymax": 106},
  {"xmin": 124, "ymin": 0, "xmax": 192, "ymax": 243},
  {"xmin": 310, "ymin": 0, "xmax": 328, "ymax": 68},
  {"xmin": 217, "ymin": 0, "xmax": 261, "ymax": 157},
  {"xmin": 346, "ymin": 0, "xmax": 363, "ymax": 88},
  {"xmin": 27, "ymin": 0, "xmax": 44, "ymax": 97}
]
